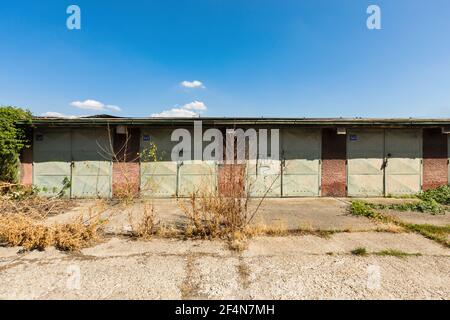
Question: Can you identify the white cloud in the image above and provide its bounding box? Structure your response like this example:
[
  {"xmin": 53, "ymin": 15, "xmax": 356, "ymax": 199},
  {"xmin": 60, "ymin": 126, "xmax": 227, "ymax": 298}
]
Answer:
[
  {"xmin": 70, "ymin": 99, "xmax": 121, "ymax": 112},
  {"xmin": 180, "ymin": 80, "xmax": 204, "ymax": 89},
  {"xmin": 106, "ymin": 104, "xmax": 121, "ymax": 112},
  {"xmin": 151, "ymin": 108, "xmax": 199, "ymax": 118},
  {"xmin": 41, "ymin": 112, "xmax": 79, "ymax": 119},
  {"xmin": 182, "ymin": 101, "xmax": 207, "ymax": 111},
  {"xmin": 151, "ymin": 100, "xmax": 207, "ymax": 118}
]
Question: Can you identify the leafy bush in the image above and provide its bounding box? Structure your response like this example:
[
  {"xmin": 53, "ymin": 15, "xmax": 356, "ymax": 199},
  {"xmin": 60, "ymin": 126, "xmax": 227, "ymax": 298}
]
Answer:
[
  {"xmin": 0, "ymin": 106, "xmax": 32, "ymax": 183},
  {"xmin": 418, "ymin": 185, "xmax": 450, "ymax": 205},
  {"xmin": 350, "ymin": 201, "xmax": 379, "ymax": 218}
]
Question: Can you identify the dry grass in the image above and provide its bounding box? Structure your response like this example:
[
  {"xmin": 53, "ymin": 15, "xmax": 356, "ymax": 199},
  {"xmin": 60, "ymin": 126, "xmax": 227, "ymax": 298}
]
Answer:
[
  {"xmin": 178, "ymin": 168, "xmax": 280, "ymax": 251},
  {"xmin": 0, "ymin": 201, "xmax": 107, "ymax": 252},
  {"xmin": 126, "ymin": 203, "xmax": 158, "ymax": 240},
  {"xmin": 0, "ymin": 214, "xmax": 53, "ymax": 250},
  {"xmin": 0, "ymin": 193, "xmax": 74, "ymax": 219}
]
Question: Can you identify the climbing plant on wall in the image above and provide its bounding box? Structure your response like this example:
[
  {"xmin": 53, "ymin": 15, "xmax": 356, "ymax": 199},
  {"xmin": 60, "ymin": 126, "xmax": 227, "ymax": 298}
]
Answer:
[{"xmin": 0, "ymin": 106, "xmax": 32, "ymax": 183}]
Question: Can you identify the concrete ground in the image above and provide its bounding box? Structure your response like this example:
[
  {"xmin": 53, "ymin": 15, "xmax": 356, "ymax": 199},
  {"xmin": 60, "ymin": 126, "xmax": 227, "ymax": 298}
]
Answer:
[
  {"xmin": 47, "ymin": 198, "xmax": 390, "ymax": 234},
  {"xmin": 0, "ymin": 233, "xmax": 448, "ymax": 300},
  {"xmin": 2, "ymin": 197, "xmax": 449, "ymax": 299}
]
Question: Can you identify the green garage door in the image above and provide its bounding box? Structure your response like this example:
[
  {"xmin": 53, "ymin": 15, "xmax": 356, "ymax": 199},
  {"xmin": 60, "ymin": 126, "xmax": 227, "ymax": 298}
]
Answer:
[
  {"xmin": 385, "ymin": 129, "xmax": 422, "ymax": 195},
  {"xmin": 347, "ymin": 130, "xmax": 384, "ymax": 197},
  {"xmin": 247, "ymin": 159, "xmax": 281, "ymax": 197},
  {"xmin": 33, "ymin": 128, "xmax": 112, "ymax": 198},
  {"xmin": 33, "ymin": 130, "xmax": 72, "ymax": 197},
  {"xmin": 281, "ymin": 129, "xmax": 321, "ymax": 197},
  {"xmin": 178, "ymin": 161, "xmax": 217, "ymax": 197},
  {"xmin": 71, "ymin": 129, "xmax": 112, "ymax": 198},
  {"xmin": 140, "ymin": 129, "xmax": 178, "ymax": 197},
  {"xmin": 347, "ymin": 129, "xmax": 422, "ymax": 197}
]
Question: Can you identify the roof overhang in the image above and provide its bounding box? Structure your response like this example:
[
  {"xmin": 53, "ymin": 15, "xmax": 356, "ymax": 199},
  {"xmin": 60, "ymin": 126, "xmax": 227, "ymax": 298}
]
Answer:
[{"xmin": 18, "ymin": 117, "xmax": 450, "ymax": 128}]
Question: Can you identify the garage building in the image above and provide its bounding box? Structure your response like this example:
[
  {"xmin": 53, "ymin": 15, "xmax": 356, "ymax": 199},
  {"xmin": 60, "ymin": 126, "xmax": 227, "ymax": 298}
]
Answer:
[{"xmin": 19, "ymin": 117, "xmax": 450, "ymax": 198}]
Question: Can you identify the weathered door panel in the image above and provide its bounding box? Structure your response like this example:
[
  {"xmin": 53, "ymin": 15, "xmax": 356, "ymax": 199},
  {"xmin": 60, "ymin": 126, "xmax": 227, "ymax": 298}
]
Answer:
[
  {"xmin": 247, "ymin": 159, "xmax": 281, "ymax": 197},
  {"xmin": 385, "ymin": 130, "xmax": 422, "ymax": 195},
  {"xmin": 281, "ymin": 129, "xmax": 321, "ymax": 197},
  {"xmin": 71, "ymin": 129, "xmax": 112, "ymax": 198},
  {"xmin": 141, "ymin": 162, "xmax": 177, "ymax": 197},
  {"xmin": 178, "ymin": 161, "xmax": 217, "ymax": 196},
  {"xmin": 347, "ymin": 130, "xmax": 384, "ymax": 197},
  {"xmin": 140, "ymin": 129, "xmax": 178, "ymax": 197},
  {"xmin": 33, "ymin": 130, "xmax": 71, "ymax": 197}
]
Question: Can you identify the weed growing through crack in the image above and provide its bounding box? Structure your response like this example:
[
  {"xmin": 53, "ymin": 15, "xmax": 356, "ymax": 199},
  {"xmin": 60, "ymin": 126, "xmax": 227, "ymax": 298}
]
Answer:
[
  {"xmin": 375, "ymin": 249, "xmax": 422, "ymax": 258},
  {"xmin": 351, "ymin": 247, "xmax": 368, "ymax": 256}
]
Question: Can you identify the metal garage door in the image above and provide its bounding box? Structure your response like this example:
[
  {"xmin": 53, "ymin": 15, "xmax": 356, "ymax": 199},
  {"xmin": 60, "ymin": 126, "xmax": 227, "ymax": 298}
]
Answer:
[
  {"xmin": 33, "ymin": 128, "xmax": 112, "ymax": 198},
  {"xmin": 33, "ymin": 130, "xmax": 72, "ymax": 197},
  {"xmin": 347, "ymin": 129, "xmax": 422, "ymax": 197},
  {"xmin": 178, "ymin": 161, "xmax": 217, "ymax": 197},
  {"xmin": 384, "ymin": 129, "xmax": 422, "ymax": 195},
  {"xmin": 281, "ymin": 129, "xmax": 321, "ymax": 197},
  {"xmin": 247, "ymin": 159, "xmax": 281, "ymax": 197},
  {"xmin": 140, "ymin": 129, "xmax": 178, "ymax": 197},
  {"xmin": 347, "ymin": 130, "xmax": 384, "ymax": 197},
  {"xmin": 71, "ymin": 129, "xmax": 112, "ymax": 198}
]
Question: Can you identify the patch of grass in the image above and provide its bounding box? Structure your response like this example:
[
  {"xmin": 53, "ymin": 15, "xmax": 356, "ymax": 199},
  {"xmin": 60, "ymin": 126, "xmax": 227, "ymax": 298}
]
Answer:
[
  {"xmin": 405, "ymin": 224, "xmax": 450, "ymax": 247},
  {"xmin": 350, "ymin": 201, "xmax": 450, "ymax": 248},
  {"xmin": 351, "ymin": 247, "xmax": 368, "ymax": 256},
  {"xmin": 375, "ymin": 249, "xmax": 422, "ymax": 258}
]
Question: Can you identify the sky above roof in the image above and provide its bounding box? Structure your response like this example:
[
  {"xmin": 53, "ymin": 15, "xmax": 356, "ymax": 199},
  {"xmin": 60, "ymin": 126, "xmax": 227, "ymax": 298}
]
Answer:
[{"xmin": 1, "ymin": 0, "xmax": 449, "ymax": 118}]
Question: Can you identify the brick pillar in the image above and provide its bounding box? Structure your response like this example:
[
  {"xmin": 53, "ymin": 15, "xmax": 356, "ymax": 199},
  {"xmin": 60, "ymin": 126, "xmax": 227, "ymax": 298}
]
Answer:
[
  {"xmin": 20, "ymin": 146, "xmax": 33, "ymax": 186},
  {"xmin": 422, "ymin": 128, "xmax": 448, "ymax": 190},
  {"xmin": 112, "ymin": 128, "xmax": 141, "ymax": 197},
  {"xmin": 321, "ymin": 128, "xmax": 347, "ymax": 197}
]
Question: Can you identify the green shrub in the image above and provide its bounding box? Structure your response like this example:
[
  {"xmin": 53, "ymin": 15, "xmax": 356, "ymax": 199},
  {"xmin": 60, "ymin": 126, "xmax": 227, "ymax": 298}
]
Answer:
[
  {"xmin": 0, "ymin": 106, "xmax": 32, "ymax": 183},
  {"xmin": 418, "ymin": 185, "xmax": 450, "ymax": 205}
]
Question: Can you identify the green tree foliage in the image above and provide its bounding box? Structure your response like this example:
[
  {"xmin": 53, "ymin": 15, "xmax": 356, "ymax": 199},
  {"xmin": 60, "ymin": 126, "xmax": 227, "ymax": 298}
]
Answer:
[{"xmin": 0, "ymin": 106, "xmax": 32, "ymax": 183}]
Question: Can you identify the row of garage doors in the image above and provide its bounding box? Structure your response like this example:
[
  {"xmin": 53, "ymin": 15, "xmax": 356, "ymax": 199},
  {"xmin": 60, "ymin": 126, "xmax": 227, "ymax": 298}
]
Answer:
[{"xmin": 33, "ymin": 128, "xmax": 426, "ymax": 198}]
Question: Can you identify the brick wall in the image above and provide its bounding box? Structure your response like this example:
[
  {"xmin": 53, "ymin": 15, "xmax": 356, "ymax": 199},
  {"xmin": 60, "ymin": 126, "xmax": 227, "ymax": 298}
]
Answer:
[
  {"xmin": 321, "ymin": 128, "xmax": 347, "ymax": 197},
  {"xmin": 422, "ymin": 128, "xmax": 448, "ymax": 190},
  {"xmin": 20, "ymin": 146, "xmax": 33, "ymax": 186},
  {"xmin": 218, "ymin": 164, "xmax": 245, "ymax": 197}
]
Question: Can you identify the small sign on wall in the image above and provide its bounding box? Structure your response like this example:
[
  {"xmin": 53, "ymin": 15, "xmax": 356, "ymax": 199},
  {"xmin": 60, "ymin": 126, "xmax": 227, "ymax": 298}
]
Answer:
[
  {"xmin": 349, "ymin": 134, "xmax": 358, "ymax": 141},
  {"xmin": 143, "ymin": 135, "xmax": 151, "ymax": 142}
]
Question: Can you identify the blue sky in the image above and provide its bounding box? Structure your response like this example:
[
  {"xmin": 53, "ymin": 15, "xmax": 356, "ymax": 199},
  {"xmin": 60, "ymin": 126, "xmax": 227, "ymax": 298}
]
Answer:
[{"xmin": 1, "ymin": 0, "xmax": 449, "ymax": 118}]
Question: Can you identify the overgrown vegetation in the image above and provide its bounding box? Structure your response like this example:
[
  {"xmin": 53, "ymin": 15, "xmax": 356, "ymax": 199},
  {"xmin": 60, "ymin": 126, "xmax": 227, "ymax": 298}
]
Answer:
[
  {"xmin": 350, "ymin": 200, "xmax": 450, "ymax": 248},
  {"xmin": 179, "ymin": 167, "xmax": 278, "ymax": 251},
  {"xmin": 0, "ymin": 202, "xmax": 106, "ymax": 251},
  {"xmin": 0, "ymin": 106, "xmax": 32, "ymax": 184},
  {"xmin": 418, "ymin": 185, "xmax": 450, "ymax": 205},
  {"xmin": 368, "ymin": 199, "xmax": 444, "ymax": 215},
  {"xmin": 126, "ymin": 203, "xmax": 158, "ymax": 239}
]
